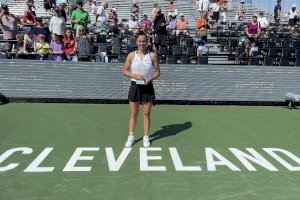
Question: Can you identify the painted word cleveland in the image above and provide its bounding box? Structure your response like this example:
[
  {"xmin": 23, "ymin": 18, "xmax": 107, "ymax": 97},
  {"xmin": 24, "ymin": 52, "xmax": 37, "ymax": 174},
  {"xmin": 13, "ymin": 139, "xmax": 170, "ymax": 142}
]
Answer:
[{"xmin": 0, "ymin": 147, "xmax": 299, "ymax": 172}]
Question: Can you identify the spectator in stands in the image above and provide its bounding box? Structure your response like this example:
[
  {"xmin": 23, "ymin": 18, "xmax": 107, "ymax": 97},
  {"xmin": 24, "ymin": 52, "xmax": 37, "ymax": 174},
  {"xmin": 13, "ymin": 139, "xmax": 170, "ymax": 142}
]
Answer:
[
  {"xmin": 15, "ymin": 33, "xmax": 26, "ymax": 59},
  {"xmin": 175, "ymin": 14, "xmax": 189, "ymax": 37},
  {"xmin": 76, "ymin": 25, "xmax": 93, "ymax": 61},
  {"xmin": 168, "ymin": 0, "xmax": 177, "ymax": 17},
  {"xmin": 59, "ymin": 2, "xmax": 67, "ymax": 22},
  {"xmin": 62, "ymin": 28, "xmax": 78, "ymax": 62},
  {"xmin": 152, "ymin": 2, "xmax": 160, "ymax": 20},
  {"xmin": 34, "ymin": 34, "xmax": 51, "ymax": 60},
  {"xmin": 107, "ymin": 7, "xmax": 121, "ymax": 35},
  {"xmin": 245, "ymin": 14, "xmax": 261, "ymax": 56},
  {"xmin": 33, "ymin": 18, "xmax": 51, "ymax": 43},
  {"xmin": 288, "ymin": 5, "xmax": 299, "ymax": 32},
  {"xmin": 49, "ymin": 7, "xmax": 66, "ymax": 40},
  {"xmin": 91, "ymin": 0, "xmax": 98, "ymax": 15},
  {"xmin": 196, "ymin": 11, "xmax": 209, "ymax": 43},
  {"xmin": 23, "ymin": 28, "xmax": 36, "ymax": 54},
  {"xmin": 95, "ymin": 1, "xmax": 108, "ymax": 26},
  {"xmin": 236, "ymin": 0, "xmax": 245, "ymax": 24},
  {"xmin": 153, "ymin": 8, "xmax": 168, "ymax": 54},
  {"xmin": 71, "ymin": 1, "xmax": 91, "ymax": 33},
  {"xmin": 50, "ymin": 33, "xmax": 64, "ymax": 61},
  {"xmin": 129, "ymin": 14, "xmax": 139, "ymax": 35},
  {"xmin": 139, "ymin": 14, "xmax": 152, "ymax": 34},
  {"xmin": 130, "ymin": 0, "xmax": 140, "ymax": 20},
  {"xmin": 22, "ymin": 9, "xmax": 36, "ymax": 24},
  {"xmin": 44, "ymin": 0, "xmax": 52, "ymax": 14},
  {"xmin": 220, "ymin": 0, "xmax": 228, "ymax": 22},
  {"xmin": 274, "ymin": 0, "xmax": 281, "ymax": 26},
  {"xmin": 0, "ymin": 4, "xmax": 22, "ymax": 57},
  {"xmin": 123, "ymin": 30, "xmax": 160, "ymax": 148},
  {"xmin": 210, "ymin": 0, "xmax": 220, "ymax": 26},
  {"xmin": 25, "ymin": 0, "xmax": 35, "ymax": 13},
  {"xmin": 68, "ymin": 0, "xmax": 78, "ymax": 17},
  {"xmin": 166, "ymin": 14, "xmax": 176, "ymax": 34},
  {"xmin": 197, "ymin": 41, "xmax": 209, "ymax": 56},
  {"xmin": 198, "ymin": 0, "xmax": 210, "ymax": 13},
  {"xmin": 257, "ymin": 11, "xmax": 269, "ymax": 30}
]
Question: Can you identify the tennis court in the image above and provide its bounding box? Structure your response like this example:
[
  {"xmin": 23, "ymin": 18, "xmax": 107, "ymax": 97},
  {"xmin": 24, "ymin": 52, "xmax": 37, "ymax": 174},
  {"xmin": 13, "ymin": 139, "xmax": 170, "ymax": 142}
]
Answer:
[{"xmin": 1, "ymin": 103, "xmax": 299, "ymax": 200}]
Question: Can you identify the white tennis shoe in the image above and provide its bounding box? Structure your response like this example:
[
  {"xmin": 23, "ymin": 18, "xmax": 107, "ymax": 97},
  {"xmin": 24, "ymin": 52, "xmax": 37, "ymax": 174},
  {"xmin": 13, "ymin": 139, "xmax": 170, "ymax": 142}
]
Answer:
[
  {"xmin": 125, "ymin": 135, "xmax": 135, "ymax": 148},
  {"xmin": 143, "ymin": 136, "xmax": 150, "ymax": 148}
]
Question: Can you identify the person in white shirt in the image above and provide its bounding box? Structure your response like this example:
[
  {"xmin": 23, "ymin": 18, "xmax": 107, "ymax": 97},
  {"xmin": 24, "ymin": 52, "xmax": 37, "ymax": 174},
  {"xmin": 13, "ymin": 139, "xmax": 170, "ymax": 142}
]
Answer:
[
  {"xmin": 288, "ymin": 5, "xmax": 298, "ymax": 32},
  {"xmin": 257, "ymin": 11, "xmax": 269, "ymax": 30},
  {"xmin": 95, "ymin": 1, "xmax": 108, "ymax": 26},
  {"xmin": 90, "ymin": 0, "xmax": 98, "ymax": 15},
  {"xmin": 49, "ymin": 7, "xmax": 66, "ymax": 39},
  {"xmin": 128, "ymin": 14, "xmax": 139, "ymax": 34},
  {"xmin": 198, "ymin": 0, "xmax": 210, "ymax": 13},
  {"xmin": 210, "ymin": 0, "xmax": 220, "ymax": 24}
]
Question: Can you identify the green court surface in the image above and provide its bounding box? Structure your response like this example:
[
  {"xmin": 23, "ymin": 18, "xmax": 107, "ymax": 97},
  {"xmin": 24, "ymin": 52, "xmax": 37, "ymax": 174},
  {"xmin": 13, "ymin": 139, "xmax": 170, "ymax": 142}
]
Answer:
[{"xmin": 0, "ymin": 103, "xmax": 299, "ymax": 200}]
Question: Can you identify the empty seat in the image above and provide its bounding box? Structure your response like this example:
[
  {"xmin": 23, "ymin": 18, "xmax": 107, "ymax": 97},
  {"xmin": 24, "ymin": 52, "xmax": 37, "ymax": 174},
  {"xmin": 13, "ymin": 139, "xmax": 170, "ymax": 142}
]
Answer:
[
  {"xmin": 264, "ymin": 57, "xmax": 274, "ymax": 66},
  {"xmin": 296, "ymin": 49, "xmax": 300, "ymax": 58},
  {"xmin": 185, "ymin": 38, "xmax": 194, "ymax": 47},
  {"xmin": 279, "ymin": 58, "xmax": 291, "ymax": 66},
  {"xmin": 181, "ymin": 57, "xmax": 189, "ymax": 64},
  {"xmin": 158, "ymin": 46, "xmax": 168, "ymax": 56},
  {"xmin": 282, "ymin": 48, "xmax": 293, "ymax": 58},
  {"xmin": 111, "ymin": 37, "xmax": 120, "ymax": 46},
  {"xmin": 228, "ymin": 39, "xmax": 238, "ymax": 48},
  {"xmin": 296, "ymin": 59, "xmax": 300, "ymax": 66},
  {"xmin": 186, "ymin": 46, "xmax": 196, "ymax": 56},
  {"xmin": 111, "ymin": 46, "xmax": 121, "ymax": 55},
  {"xmin": 166, "ymin": 56, "xmax": 176, "ymax": 64},
  {"xmin": 172, "ymin": 46, "xmax": 182, "ymax": 56},
  {"xmin": 249, "ymin": 57, "xmax": 260, "ymax": 65},
  {"xmin": 268, "ymin": 48, "xmax": 282, "ymax": 58},
  {"xmin": 198, "ymin": 56, "xmax": 208, "ymax": 64}
]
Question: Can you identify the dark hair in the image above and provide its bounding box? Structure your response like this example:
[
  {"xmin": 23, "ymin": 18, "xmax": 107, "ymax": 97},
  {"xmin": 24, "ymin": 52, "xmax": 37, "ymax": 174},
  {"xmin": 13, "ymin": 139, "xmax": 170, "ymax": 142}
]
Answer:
[
  {"xmin": 64, "ymin": 28, "xmax": 74, "ymax": 38},
  {"xmin": 136, "ymin": 30, "xmax": 148, "ymax": 39},
  {"xmin": 292, "ymin": 7, "xmax": 296, "ymax": 12}
]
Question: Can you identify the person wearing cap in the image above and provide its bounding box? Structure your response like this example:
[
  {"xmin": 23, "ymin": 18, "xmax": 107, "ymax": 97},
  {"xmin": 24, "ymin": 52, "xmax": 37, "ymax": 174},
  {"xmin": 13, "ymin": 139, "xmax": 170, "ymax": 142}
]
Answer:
[
  {"xmin": 34, "ymin": 33, "xmax": 51, "ymax": 60},
  {"xmin": 23, "ymin": 28, "xmax": 36, "ymax": 54},
  {"xmin": 130, "ymin": 0, "xmax": 140, "ymax": 20},
  {"xmin": 220, "ymin": 0, "xmax": 228, "ymax": 22},
  {"xmin": 288, "ymin": 5, "xmax": 298, "ymax": 32},
  {"xmin": 49, "ymin": 7, "xmax": 66, "ymax": 39},
  {"xmin": 95, "ymin": 1, "xmax": 108, "ymax": 26},
  {"xmin": 245, "ymin": 14, "xmax": 261, "ymax": 56},
  {"xmin": 175, "ymin": 13, "xmax": 189, "ymax": 36},
  {"xmin": 274, "ymin": 0, "xmax": 281, "ymax": 26},
  {"xmin": 107, "ymin": 7, "xmax": 121, "ymax": 34},
  {"xmin": 128, "ymin": 14, "xmax": 139, "ymax": 34},
  {"xmin": 0, "ymin": 4, "xmax": 22, "ymax": 55},
  {"xmin": 257, "ymin": 11, "xmax": 269, "ymax": 30},
  {"xmin": 71, "ymin": 1, "xmax": 91, "ymax": 32}
]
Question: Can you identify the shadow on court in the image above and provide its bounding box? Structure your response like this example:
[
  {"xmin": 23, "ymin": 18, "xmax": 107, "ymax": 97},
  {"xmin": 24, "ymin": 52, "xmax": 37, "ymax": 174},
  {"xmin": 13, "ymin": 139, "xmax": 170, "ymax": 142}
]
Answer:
[
  {"xmin": 0, "ymin": 93, "xmax": 9, "ymax": 105},
  {"xmin": 133, "ymin": 121, "xmax": 192, "ymax": 145}
]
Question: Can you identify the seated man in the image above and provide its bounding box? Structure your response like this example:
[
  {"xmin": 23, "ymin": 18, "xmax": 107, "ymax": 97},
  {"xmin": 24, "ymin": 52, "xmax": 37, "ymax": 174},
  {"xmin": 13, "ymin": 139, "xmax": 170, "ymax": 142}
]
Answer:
[
  {"xmin": 139, "ymin": 14, "xmax": 152, "ymax": 34},
  {"xmin": 175, "ymin": 14, "xmax": 188, "ymax": 36}
]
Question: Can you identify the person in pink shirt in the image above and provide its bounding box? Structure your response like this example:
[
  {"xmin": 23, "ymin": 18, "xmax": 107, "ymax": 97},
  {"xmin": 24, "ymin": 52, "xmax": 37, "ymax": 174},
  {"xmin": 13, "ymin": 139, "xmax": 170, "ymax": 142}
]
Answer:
[
  {"xmin": 139, "ymin": 14, "xmax": 152, "ymax": 34},
  {"xmin": 0, "ymin": 4, "xmax": 22, "ymax": 54},
  {"xmin": 175, "ymin": 13, "xmax": 189, "ymax": 36}
]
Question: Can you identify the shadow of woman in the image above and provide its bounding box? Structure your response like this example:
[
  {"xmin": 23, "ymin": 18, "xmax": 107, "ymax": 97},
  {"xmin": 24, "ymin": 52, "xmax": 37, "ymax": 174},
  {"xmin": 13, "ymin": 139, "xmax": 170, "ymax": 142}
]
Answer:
[
  {"xmin": 0, "ymin": 93, "xmax": 9, "ymax": 105},
  {"xmin": 133, "ymin": 121, "xmax": 192, "ymax": 145}
]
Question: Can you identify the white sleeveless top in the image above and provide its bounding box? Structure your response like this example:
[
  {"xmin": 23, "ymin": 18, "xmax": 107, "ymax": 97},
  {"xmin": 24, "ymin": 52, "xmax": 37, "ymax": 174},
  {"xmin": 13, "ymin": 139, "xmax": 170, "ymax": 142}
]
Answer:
[{"xmin": 131, "ymin": 51, "xmax": 154, "ymax": 82}]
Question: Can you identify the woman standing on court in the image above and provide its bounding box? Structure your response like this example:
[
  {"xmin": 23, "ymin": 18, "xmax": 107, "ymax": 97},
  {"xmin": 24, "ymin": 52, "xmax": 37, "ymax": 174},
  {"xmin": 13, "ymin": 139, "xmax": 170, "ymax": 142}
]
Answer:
[{"xmin": 123, "ymin": 31, "xmax": 160, "ymax": 148}]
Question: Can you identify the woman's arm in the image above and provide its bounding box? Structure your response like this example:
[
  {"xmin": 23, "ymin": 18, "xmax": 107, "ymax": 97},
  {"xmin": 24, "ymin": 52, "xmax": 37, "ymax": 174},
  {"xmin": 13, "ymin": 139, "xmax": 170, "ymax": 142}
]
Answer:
[{"xmin": 147, "ymin": 52, "xmax": 160, "ymax": 84}]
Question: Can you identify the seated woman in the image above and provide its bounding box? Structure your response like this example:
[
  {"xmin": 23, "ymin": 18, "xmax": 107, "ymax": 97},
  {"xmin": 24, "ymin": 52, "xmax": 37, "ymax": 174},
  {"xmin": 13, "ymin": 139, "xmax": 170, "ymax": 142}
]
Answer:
[
  {"xmin": 34, "ymin": 34, "xmax": 51, "ymax": 60},
  {"xmin": 245, "ymin": 14, "xmax": 261, "ymax": 56},
  {"xmin": 50, "ymin": 33, "xmax": 64, "ymax": 61}
]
